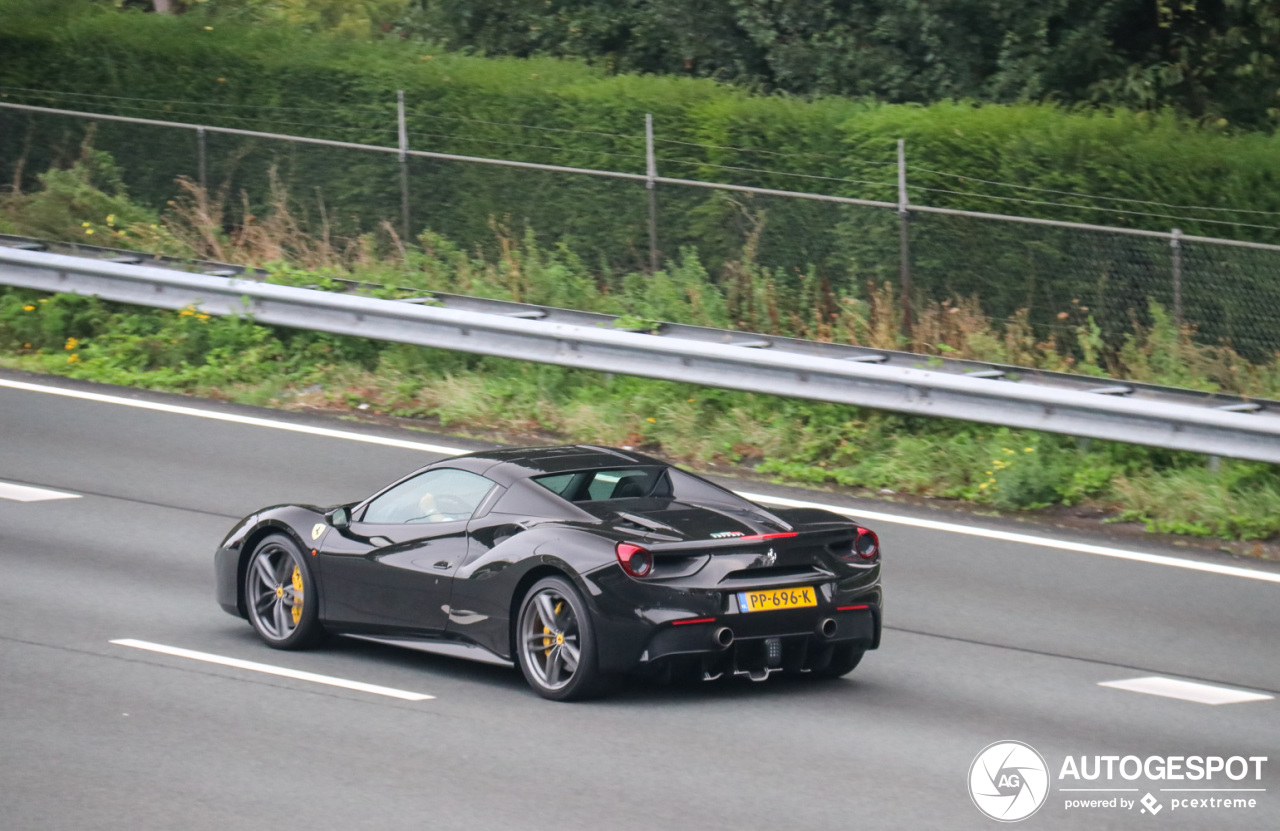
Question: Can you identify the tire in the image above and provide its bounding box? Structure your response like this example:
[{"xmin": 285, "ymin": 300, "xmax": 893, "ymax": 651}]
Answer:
[
  {"xmin": 515, "ymin": 576, "xmax": 607, "ymax": 701},
  {"xmin": 244, "ymin": 534, "xmax": 322, "ymax": 650},
  {"xmin": 811, "ymin": 643, "xmax": 865, "ymax": 679}
]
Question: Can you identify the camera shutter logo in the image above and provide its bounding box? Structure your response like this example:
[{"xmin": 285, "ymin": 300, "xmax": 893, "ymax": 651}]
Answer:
[{"xmin": 969, "ymin": 740, "xmax": 1050, "ymax": 822}]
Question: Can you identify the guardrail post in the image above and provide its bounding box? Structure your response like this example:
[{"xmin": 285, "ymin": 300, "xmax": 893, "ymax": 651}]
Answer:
[
  {"xmin": 196, "ymin": 126, "xmax": 207, "ymax": 192},
  {"xmin": 1171, "ymin": 227, "xmax": 1183, "ymax": 328},
  {"xmin": 646, "ymin": 113, "xmax": 659, "ymax": 273},
  {"xmin": 397, "ymin": 90, "xmax": 411, "ymax": 242},
  {"xmin": 898, "ymin": 139, "xmax": 913, "ymax": 342}
]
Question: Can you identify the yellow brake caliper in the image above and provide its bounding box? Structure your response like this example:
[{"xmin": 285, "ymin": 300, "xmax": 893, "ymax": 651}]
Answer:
[
  {"xmin": 541, "ymin": 601, "xmax": 563, "ymax": 657},
  {"xmin": 290, "ymin": 565, "xmax": 304, "ymax": 625}
]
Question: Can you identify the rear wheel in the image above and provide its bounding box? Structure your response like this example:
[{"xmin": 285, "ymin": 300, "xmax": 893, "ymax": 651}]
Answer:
[
  {"xmin": 515, "ymin": 576, "xmax": 606, "ymax": 701},
  {"xmin": 244, "ymin": 534, "xmax": 322, "ymax": 649},
  {"xmin": 811, "ymin": 643, "xmax": 865, "ymax": 679}
]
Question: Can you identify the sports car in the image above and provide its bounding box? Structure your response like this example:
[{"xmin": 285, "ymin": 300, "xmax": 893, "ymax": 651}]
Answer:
[{"xmin": 214, "ymin": 445, "xmax": 882, "ymax": 700}]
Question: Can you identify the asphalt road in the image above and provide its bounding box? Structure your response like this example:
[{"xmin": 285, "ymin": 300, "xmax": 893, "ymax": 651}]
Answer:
[{"xmin": 2, "ymin": 370, "xmax": 1278, "ymax": 830}]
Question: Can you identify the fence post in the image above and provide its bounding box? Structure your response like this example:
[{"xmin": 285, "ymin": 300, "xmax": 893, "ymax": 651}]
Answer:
[
  {"xmin": 397, "ymin": 90, "xmax": 410, "ymax": 241},
  {"xmin": 1171, "ymin": 227, "xmax": 1183, "ymax": 328},
  {"xmin": 646, "ymin": 113, "xmax": 659, "ymax": 273},
  {"xmin": 897, "ymin": 138, "xmax": 913, "ymax": 342},
  {"xmin": 196, "ymin": 126, "xmax": 207, "ymax": 192}
]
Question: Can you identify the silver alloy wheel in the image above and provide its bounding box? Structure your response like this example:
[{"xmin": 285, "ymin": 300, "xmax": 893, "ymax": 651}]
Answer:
[
  {"xmin": 246, "ymin": 540, "xmax": 305, "ymax": 642},
  {"xmin": 518, "ymin": 587, "xmax": 582, "ymax": 692}
]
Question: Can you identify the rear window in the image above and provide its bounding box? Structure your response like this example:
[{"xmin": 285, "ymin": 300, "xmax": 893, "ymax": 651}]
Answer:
[{"xmin": 532, "ymin": 467, "xmax": 669, "ymax": 503}]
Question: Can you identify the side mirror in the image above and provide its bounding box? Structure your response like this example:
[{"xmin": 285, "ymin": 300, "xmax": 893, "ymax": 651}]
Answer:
[{"xmin": 326, "ymin": 506, "xmax": 350, "ymax": 529}]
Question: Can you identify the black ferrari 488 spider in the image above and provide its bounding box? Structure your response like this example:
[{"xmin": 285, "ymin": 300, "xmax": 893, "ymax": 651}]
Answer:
[{"xmin": 215, "ymin": 445, "xmax": 882, "ymax": 700}]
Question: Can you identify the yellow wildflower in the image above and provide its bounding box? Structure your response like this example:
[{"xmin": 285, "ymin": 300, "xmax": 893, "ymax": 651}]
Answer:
[
  {"xmin": 81, "ymin": 222, "xmax": 90, "ymax": 227},
  {"xmin": 67, "ymin": 353, "xmax": 80, "ymax": 364},
  {"xmin": 646, "ymin": 417, "xmax": 656, "ymax": 423},
  {"xmin": 85, "ymin": 229, "xmax": 94, "ymax": 235},
  {"xmin": 106, "ymin": 214, "xmax": 116, "ymax": 225},
  {"xmin": 23, "ymin": 304, "xmax": 34, "ymax": 311},
  {"xmin": 64, "ymin": 337, "xmax": 78, "ymax": 350},
  {"xmin": 1024, "ymin": 447, "xmax": 1034, "ymax": 452}
]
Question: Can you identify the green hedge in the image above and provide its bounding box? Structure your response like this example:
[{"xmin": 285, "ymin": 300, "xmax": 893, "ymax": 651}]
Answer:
[{"xmin": 3, "ymin": 1, "xmax": 1280, "ymax": 355}]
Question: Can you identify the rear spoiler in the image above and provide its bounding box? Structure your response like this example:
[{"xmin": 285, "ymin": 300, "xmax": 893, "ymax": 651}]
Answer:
[{"xmin": 641, "ymin": 522, "xmax": 860, "ymax": 553}]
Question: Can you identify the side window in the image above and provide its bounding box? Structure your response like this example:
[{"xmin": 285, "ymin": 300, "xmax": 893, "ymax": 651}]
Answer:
[{"xmin": 362, "ymin": 468, "xmax": 495, "ymax": 524}]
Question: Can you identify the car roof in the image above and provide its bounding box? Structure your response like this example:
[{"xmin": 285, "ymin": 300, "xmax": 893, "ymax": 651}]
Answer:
[{"xmin": 444, "ymin": 445, "xmax": 667, "ymax": 486}]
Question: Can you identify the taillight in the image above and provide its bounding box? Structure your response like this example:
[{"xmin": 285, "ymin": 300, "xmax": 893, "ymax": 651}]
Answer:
[
  {"xmin": 615, "ymin": 542, "xmax": 653, "ymax": 578},
  {"xmin": 854, "ymin": 528, "xmax": 879, "ymax": 560}
]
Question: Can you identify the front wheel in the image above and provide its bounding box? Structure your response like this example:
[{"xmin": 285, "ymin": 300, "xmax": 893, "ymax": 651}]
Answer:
[
  {"xmin": 244, "ymin": 534, "xmax": 322, "ymax": 649},
  {"xmin": 515, "ymin": 576, "xmax": 606, "ymax": 701}
]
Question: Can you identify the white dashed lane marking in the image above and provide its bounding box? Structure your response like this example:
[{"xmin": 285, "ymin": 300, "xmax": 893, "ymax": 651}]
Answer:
[
  {"xmin": 110, "ymin": 639, "xmax": 435, "ymax": 701},
  {"xmin": 0, "ymin": 481, "xmax": 81, "ymax": 502},
  {"xmin": 1098, "ymin": 676, "xmax": 1273, "ymax": 705}
]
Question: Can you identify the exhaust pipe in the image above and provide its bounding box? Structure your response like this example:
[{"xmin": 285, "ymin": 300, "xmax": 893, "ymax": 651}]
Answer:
[
  {"xmin": 713, "ymin": 627, "xmax": 735, "ymax": 648},
  {"xmin": 816, "ymin": 618, "xmax": 837, "ymax": 639}
]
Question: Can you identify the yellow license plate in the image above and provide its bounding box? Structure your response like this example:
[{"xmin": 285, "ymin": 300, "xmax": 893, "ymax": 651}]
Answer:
[{"xmin": 737, "ymin": 586, "xmax": 817, "ymax": 613}]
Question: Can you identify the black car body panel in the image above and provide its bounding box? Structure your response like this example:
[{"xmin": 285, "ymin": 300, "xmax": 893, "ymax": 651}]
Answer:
[{"xmin": 215, "ymin": 445, "xmax": 882, "ymax": 682}]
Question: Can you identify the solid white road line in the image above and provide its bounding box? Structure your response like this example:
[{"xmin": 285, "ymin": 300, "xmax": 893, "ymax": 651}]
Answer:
[
  {"xmin": 0, "ymin": 481, "xmax": 81, "ymax": 502},
  {"xmin": 110, "ymin": 639, "xmax": 435, "ymax": 701},
  {"xmin": 0, "ymin": 377, "xmax": 462, "ymax": 455},
  {"xmin": 6, "ymin": 376, "xmax": 1280, "ymax": 586},
  {"xmin": 736, "ymin": 491, "xmax": 1280, "ymax": 586},
  {"xmin": 1098, "ymin": 676, "xmax": 1273, "ymax": 705}
]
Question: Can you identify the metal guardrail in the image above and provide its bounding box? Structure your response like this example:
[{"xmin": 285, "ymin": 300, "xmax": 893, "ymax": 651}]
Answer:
[{"xmin": 3, "ymin": 242, "xmax": 1279, "ymax": 463}]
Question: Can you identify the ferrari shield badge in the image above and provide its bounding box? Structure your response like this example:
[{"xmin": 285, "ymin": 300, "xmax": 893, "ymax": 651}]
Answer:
[{"xmin": 311, "ymin": 523, "xmax": 326, "ymax": 541}]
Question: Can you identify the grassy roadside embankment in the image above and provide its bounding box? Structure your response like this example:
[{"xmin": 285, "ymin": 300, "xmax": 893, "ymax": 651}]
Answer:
[{"xmin": 4, "ymin": 152, "xmax": 1280, "ymax": 554}]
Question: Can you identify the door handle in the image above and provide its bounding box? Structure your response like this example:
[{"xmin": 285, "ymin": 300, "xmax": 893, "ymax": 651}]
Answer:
[{"xmin": 433, "ymin": 560, "xmax": 451, "ymax": 570}]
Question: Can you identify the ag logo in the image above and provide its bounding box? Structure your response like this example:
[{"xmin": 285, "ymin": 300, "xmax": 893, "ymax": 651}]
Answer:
[{"xmin": 968, "ymin": 740, "xmax": 1050, "ymax": 822}]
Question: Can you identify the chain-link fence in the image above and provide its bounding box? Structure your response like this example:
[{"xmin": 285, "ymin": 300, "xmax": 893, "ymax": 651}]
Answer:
[{"xmin": 3, "ymin": 100, "xmax": 1279, "ymax": 363}]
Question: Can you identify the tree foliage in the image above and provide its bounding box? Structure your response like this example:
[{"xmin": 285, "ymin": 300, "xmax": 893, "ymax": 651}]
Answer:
[
  {"xmin": 121, "ymin": 0, "xmax": 412, "ymax": 36},
  {"xmin": 402, "ymin": 0, "xmax": 1280, "ymax": 130}
]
